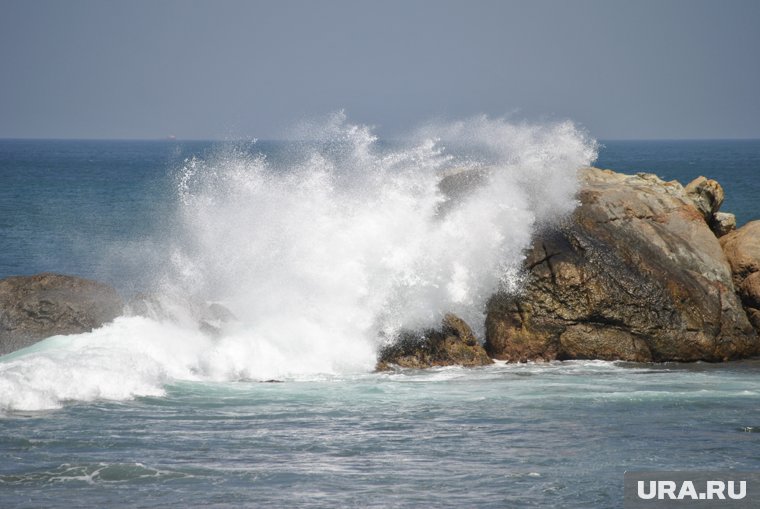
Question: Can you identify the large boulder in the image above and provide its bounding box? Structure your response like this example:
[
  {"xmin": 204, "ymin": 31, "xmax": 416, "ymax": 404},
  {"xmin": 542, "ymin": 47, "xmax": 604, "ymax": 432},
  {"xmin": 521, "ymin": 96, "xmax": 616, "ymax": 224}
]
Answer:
[
  {"xmin": 720, "ymin": 221, "xmax": 760, "ymax": 331},
  {"xmin": 485, "ymin": 168, "xmax": 758, "ymax": 363},
  {"xmin": 376, "ymin": 313, "xmax": 493, "ymax": 370},
  {"xmin": 0, "ymin": 273, "xmax": 124, "ymax": 355}
]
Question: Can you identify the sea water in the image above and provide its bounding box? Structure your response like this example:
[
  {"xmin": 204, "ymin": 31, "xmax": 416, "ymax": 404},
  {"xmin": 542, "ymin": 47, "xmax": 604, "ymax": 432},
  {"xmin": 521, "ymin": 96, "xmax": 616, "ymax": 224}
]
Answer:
[{"xmin": 1, "ymin": 117, "xmax": 759, "ymax": 507}]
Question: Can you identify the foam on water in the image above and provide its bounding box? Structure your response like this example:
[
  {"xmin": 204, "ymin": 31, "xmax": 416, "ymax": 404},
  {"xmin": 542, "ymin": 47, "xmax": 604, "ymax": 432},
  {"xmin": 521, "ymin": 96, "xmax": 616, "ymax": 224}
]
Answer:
[{"xmin": 0, "ymin": 113, "xmax": 597, "ymax": 411}]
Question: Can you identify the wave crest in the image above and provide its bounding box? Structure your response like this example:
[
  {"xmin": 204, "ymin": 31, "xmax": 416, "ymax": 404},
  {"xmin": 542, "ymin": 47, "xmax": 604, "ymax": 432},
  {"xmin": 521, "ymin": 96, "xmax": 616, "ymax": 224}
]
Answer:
[{"xmin": 0, "ymin": 113, "xmax": 597, "ymax": 411}]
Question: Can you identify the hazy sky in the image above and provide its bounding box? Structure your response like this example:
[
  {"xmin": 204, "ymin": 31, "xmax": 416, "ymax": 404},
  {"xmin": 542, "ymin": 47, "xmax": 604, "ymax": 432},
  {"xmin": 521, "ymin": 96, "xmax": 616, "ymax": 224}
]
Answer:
[{"xmin": 1, "ymin": 0, "xmax": 759, "ymax": 140}]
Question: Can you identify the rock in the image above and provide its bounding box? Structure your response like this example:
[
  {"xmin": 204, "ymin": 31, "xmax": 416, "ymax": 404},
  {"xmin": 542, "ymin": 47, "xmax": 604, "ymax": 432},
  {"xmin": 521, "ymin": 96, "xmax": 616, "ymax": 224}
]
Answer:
[
  {"xmin": 720, "ymin": 221, "xmax": 760, "ymax": 331},
  {"xmin": 710, "ymin": 211, "xmax": 736, "ymax": 237},
  {"xmin": 126, "ymin": 293, "xmax": 236, "ymax": 336},
  {"xmin": 436, "ymin": 167, "xmax": 491, "ymax": 216},
  {"xmin": 440, "ymin": 312, "xmax": 479, "ymax": 346},
  {"xmin": 485, "ymin": 168, "xmax": 758, "ymax": 363},
  {"xmin": 0, "ymin": 273, "xmax": 124, "ymax": 355},
  {"xmin": 738, "ymin": 271, "xmax": 760, "ymax": 309},
  {"xmin": 685, "ymin": 176, "xmax": 724, "ymax": 220},
  {"xmin": 738, "ymin": 273, "xmax": 760, "ymax": 330},
  {"xmin": 376, "ymin": 313, "xmax": 493, "ymax": 370},
  {"xmin": 684, "ymin": 176, "xmax": 735, "ymax": 237},
  {"xmin": 720, "ymin": 221, "xmax": 760, "ymax": 281}
]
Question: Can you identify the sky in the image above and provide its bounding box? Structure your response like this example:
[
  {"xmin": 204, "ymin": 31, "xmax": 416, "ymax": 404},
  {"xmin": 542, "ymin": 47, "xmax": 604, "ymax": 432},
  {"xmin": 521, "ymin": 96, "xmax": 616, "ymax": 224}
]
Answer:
[{"xmin": 1, "ymin": 0, "xmax": 759, "ymax": 140}]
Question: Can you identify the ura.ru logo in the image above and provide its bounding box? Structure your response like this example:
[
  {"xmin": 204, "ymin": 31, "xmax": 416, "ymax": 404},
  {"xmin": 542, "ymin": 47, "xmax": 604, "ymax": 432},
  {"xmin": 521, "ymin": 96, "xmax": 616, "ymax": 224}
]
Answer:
[{"xmin": 637, "ymin": 480, "xmax": 746, "ymax": 501}]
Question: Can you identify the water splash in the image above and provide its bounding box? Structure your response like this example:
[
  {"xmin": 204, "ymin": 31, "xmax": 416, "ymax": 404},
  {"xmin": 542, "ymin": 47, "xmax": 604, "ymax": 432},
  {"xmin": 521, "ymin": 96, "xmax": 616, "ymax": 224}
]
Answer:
[{"xmin": 0, "ymin": 113, "xmax": 597, "ymax": 411}]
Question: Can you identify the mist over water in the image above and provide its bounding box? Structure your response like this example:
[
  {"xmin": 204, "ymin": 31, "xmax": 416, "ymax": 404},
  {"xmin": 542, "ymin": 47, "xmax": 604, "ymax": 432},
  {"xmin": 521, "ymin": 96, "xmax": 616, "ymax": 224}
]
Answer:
[{"xmin": 0, "ymin": 114, "xmax": 597, "ymax": 411}]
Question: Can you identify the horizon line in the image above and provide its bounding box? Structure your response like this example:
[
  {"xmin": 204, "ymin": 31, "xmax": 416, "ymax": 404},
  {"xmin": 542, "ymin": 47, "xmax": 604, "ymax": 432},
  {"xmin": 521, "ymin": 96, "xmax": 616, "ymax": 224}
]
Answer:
[{"xmin": 1, "ymin": 136, "xmax": 759, "ymax": 143}]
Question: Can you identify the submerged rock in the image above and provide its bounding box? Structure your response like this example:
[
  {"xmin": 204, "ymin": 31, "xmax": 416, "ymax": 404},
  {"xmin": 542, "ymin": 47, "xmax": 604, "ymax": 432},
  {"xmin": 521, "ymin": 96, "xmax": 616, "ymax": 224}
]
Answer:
[
  {"xmin": 485, "ymin": 168, "xmax": 758, "ymax": 363},
  {"xmin": 0, "ymin": 273, "xmax": 124, "ymax": 355},
  {"xmin": 376, "ymin": 313, "xmax": 493, "ymax": 370},
  {"xmin": 721, "ymin": 221, "xmax": 760, "ymax": 331}
]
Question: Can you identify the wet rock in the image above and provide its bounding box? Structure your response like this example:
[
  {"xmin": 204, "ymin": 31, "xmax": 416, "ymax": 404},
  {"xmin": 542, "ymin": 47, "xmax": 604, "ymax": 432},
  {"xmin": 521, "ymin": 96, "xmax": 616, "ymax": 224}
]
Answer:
[
  {"xmin": 436, "ymin": 167, "xmax": 491, "ymax": 216},
  {"xmin": 485, "ymin": 168, "xmax": 758, "ymax": 363},
  {"xmin": 376, "ymin": 313, "xmax": 493, "ymax": 370},
  {"xmin": 0, "ymin": 273, "xmax": 124, "ymax": 355}
]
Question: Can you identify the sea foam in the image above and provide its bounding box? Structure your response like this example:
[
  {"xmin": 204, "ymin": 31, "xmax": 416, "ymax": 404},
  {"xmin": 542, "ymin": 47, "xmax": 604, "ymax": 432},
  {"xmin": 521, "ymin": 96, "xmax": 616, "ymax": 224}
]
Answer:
[{"xmin": 0, "ymin": 113, "xmax": 596, "ymax": 411}]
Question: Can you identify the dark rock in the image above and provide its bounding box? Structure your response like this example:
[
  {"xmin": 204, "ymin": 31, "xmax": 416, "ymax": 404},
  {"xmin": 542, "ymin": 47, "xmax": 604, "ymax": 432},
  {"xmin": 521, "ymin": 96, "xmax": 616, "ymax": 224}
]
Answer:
[
  {"xmin": 485, "ymin": 168, "xmax": 758, "ymax": 363},
  {"xmin": 376, "ymin": 313, "xmax": 493, "ymax": 370},
  {"xmin": 440, "ymin": 312, "xmax": 479, "ymax": 346},
  {"xmin": 0, "ymin": 273, "xmax": 124, "ymax": 355},
  {"xmin": 436, "ymin": 167, "xmax": 491, "ymax": 216}
]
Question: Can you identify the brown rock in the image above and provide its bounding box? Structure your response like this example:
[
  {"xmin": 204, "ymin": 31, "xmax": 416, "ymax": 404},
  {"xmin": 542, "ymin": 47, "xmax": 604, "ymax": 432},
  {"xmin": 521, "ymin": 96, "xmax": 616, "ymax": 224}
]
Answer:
[
  {"xmin": 684, "ymin": 176, "xmax": 736, "ymax": 237},
  {"xmin": 720, "ymin": 221, "xmax": 760, "ymax": 283},
  {"xmin": 0, "ymin": 273, "xmax": 125, "ymax": 355},
  {"xmin": 721, "ymin": 221, "xmax": 760, "ymax": 334},
  {"xmin": 685, "ymin": 176, "xmax": 725, "ymax": 220},
  {"xmin": 440, "ymin": 312, "xmax": 478, "ymax": 346},
  {"xmin": 376, "ymin": 313, "xmax": 493, "ymax": 370},
  {"xmin": 710, "ymin": 212, "xmax": 737, "ymax": 237},
  {"xmin": 739, "ymin": 272, "xmax": 760, "ymax": 309},
  {"xmin": 485, "ymin": 168, "xmax": 758, "ymax": 363}
]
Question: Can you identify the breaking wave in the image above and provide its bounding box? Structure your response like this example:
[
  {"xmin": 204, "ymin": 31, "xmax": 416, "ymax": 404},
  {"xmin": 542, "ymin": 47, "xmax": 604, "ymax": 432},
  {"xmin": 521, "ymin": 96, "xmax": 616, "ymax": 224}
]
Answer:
[{"xmin": 0, "ymin": 113, "xmax": 597, "ymax": 411}]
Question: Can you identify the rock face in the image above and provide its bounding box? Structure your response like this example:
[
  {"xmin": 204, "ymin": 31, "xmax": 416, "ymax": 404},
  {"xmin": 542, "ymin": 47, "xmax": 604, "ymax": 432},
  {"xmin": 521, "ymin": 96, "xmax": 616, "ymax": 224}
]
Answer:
[
  {"xmin": 485, "ymin": 168, "xmax": 758, "ymax": 363},
  {"xmin": 0, "ymin": 273, "xmax": 124, "ymax": 355},
  {"xmin": 376, "ymin": 313, "xmax": 493, "ymax": 370},
  {"xmin": 721, "ymin": 221, "xmax": 760, "ymax": 331}
]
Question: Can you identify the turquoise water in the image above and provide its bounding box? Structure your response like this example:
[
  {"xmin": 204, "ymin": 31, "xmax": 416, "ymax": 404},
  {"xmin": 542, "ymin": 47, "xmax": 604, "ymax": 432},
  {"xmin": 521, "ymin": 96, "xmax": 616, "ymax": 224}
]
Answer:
[
  {"xmin": 1, "ymin": 135, "xmax": 760, "ymax": 508},
  {"xmin": 2, "ymin": 361, "xmax": 760, "ymax": 508}
]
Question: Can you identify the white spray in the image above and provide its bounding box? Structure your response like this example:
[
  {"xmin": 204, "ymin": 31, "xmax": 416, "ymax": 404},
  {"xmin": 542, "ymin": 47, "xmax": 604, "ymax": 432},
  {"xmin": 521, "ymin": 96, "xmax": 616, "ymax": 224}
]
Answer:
[{"xmin": 0, "ymin": 113, "xmax": 596, "ymax": 411}]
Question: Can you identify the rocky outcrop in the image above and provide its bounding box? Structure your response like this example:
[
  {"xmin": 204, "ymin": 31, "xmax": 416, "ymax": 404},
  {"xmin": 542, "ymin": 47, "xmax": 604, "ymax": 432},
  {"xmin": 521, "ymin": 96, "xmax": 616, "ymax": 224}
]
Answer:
[
  {"xmin": 685, "ymin": 176, "xmax": 724, "ymax": 220},
  {"xmin": 683, "ymin": 176, "xmax": 735, "ymax": 237},
  {"xmin": 376, "ymin": 313, "xmax": 493, "ymax": 370},
  {"xmin": 485, "ymin": 168, "xmax": 759, "ymax": 363},
  {"xmin": 0, "ymin": 273, "xmax": 124, "ymax": 355},
  {"xmin": 711, "ymin": 212, "xmax": 737, "ymax": 237},
  {"xmin": 721, "ymin": 221, "xmax": 760, "ymax": 331}
]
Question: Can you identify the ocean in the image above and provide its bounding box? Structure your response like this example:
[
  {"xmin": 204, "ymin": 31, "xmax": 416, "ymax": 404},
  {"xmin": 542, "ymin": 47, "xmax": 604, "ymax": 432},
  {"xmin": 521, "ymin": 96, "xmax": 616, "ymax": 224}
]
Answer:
[{"xmin": 1, "ymin": 121, "xmax": 759, "ymax": 508}]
